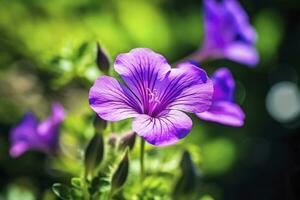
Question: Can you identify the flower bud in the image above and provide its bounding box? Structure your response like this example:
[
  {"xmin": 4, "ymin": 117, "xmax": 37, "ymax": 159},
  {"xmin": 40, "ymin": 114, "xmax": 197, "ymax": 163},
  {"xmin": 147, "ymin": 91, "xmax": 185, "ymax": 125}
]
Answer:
[
  {"xmin": 108, "ymin": 134, "xmax": 118, "ymax": 148},
  {"xmin": 111, "ymin": 149, "xmax": 129, "ymax": 191},
  {"xmin": 96, "ymin": 43, "xmax": 110, "ymax": 75},
  {"xmin": 118, "ymin": 132, "xmax": 136, "ymax": 151},
  {"xmin": 84, "ymin": 133, "xmax": 104, "ymax": 176},
  {"xmin": 173, "ymin": 150, "xmax": 199, "ymax": 197}
]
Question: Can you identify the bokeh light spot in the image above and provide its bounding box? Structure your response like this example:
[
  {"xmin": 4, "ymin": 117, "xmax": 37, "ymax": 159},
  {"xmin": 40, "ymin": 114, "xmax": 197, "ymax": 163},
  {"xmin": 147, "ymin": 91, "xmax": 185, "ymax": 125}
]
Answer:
[
  {"xmin": 266, "ymin": 81, "xmax": 300, "ymax": 123},
  {"xmin": 202, "ymin": 138, "xmax": 236, "ymax": 175}
]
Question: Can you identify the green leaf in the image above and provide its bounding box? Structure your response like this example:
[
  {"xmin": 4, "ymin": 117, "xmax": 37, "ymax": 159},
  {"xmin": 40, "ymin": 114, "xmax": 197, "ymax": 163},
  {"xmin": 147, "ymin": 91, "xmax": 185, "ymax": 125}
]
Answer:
[
  {"xmin": 70, "ymin": 188, "xmax": 83, "ymax": 200},
  {"xmin": 71, "ymin": 178, "xmax": 82, "ymax": 189},
  {"xmin": 52, "ymin": 183, "xmax": 72, "ymax": 200},
  {"xmin": 89, "ymin": 175, "xmax": 111, "ymax": 195},
  {"xmin": 77, "ymin": 42, "xmax": 89, "ymax": 59},
  {"xmin": 98, "ymin": 178, "xmax": 111, "ymax": 193},
  {"xmin": 111, "ymin": 149, "xmax": 129, "ymax": 191}
]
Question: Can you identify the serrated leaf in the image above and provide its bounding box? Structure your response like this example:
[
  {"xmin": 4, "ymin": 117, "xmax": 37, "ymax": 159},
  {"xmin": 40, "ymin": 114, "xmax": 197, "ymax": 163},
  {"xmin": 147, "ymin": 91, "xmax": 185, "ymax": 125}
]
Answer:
[
  {"xmin": 71, "ymin": 178, "xmax": 82, "ymax": 189},
  {"xmin": 52, "ymin": 183, "xmax": 72, "ymax": 200},
  {"xmin": 99, "ymin": 177, "xmax": 111, "ymax": 193}
]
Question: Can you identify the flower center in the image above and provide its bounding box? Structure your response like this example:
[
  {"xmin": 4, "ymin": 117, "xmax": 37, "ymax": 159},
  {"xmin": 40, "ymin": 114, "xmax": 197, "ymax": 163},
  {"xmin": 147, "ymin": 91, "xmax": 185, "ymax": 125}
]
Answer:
[
  {"xmin": 147, "ymin": 88, "xmax": 160, "ymax": 104},
  {"xmin": 145, "ymin": 88, "xmax": 161, "ymax": 116}
]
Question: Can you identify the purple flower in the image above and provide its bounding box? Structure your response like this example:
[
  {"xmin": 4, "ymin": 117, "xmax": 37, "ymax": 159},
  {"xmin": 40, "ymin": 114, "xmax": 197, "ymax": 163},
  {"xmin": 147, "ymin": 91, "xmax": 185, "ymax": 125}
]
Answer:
[
  {"xmin": 10, "ymin": 103, "xmax": 65, "ymax": 157},
  {"xmin": 196, "ymin": 67, "xmax": 245, "ymax": 126},
  {"xmin": 200, "ymin": 0, "xmax": 259, "ymax": 66},
  {"xmin": 89, "ymin": 48, "xmax": 213, "ymax": 146}
]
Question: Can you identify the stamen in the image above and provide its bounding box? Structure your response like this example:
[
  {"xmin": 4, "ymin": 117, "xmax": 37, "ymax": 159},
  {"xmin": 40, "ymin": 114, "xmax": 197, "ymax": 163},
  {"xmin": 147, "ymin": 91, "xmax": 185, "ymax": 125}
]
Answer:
[{"xmin": 147, "ymin": 88, "xmax": 160, "ymax": 103}]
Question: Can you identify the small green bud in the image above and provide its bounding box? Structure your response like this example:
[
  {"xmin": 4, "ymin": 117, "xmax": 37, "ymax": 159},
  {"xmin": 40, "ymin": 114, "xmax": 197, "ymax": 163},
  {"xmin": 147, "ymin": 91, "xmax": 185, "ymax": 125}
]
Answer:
[
  {"xmin": 173, "ymin": 150, "xmax": 199, "ymax": 197},
  {"xmin": 111, "ymin": 149, "xmax": 129, "ymax": 191},
  {"xmin": 84, "ymin": 133, "xmax": 104, "ymax": 176}
]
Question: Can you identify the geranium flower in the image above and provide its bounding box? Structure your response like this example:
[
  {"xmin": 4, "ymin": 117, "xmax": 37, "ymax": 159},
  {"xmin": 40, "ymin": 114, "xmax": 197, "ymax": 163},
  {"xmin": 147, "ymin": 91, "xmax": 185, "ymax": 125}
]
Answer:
[
  {"xmin": 89, "ymin": 48, "xmax": 213, "ymax": 146},
  {"xmin": 200, "ymin": 0, "xmax": 259, "ymax": 66},
  {"xmin": 196, "ymin": 67, "xmax": 245, "ymax": 126},
  {"xmin": 10, "ymin": 103, "xmax": 65, "ymax": 157}
]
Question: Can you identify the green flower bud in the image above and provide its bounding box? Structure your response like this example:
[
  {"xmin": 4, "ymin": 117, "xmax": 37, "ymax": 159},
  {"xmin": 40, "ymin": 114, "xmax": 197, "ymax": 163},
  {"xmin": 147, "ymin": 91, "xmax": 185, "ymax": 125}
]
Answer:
[
  {"xmin": 84, "ymin": 133, "xmax": 104, "ymax": 176},
  {"xmin": 111, "ymin": 149, "xmax": 129, "ymax": 191}
]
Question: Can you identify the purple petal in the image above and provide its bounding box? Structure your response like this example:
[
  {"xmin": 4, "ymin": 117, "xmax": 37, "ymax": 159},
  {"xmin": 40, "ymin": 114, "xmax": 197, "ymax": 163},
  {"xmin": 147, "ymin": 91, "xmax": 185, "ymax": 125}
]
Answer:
[
  {"xmin": 89, "ymin": 76, "xmax": 140, "ymax": 121},
  {"xmin": 202, "ymin": 0, "xmax": 259, "ymax": 66},
  {"xmin": 212, "ymin": 67, "xmax": 235, "ymax": 101},
  {"xmin": 197, "ymin": 101, "xmax": 245, "ymax": 127},
  {"xmin": 132, "ymin": 110, "xmax": 192, "ymax": 146},
  {"xmin": 37, "ymin": 103, "xmax": 65, "ymax": 150},
  {"xmin": 10, "ymin": 142, "xmax": 29, "ymax": 157},
  {"xmin": 224, "ymin": 42, "xmax": 259, "ymax": 66},
  {"xmin": 224, "ymin": 0, "xmax": 257, "ymax": 43},
  {"xmin": 114, "ymin": 48, "xmax": 171, "ymax": 110},
  {"xmin": 10, "ymin": 112, "xmax": 39, "ymax": 157},
  {"xmin": 159, "ymin": 63, "xmax": 213, "ymax": 114},
  {"xmin": 203, "ymin": 0, "xmax": 237, "ymax": 50}
]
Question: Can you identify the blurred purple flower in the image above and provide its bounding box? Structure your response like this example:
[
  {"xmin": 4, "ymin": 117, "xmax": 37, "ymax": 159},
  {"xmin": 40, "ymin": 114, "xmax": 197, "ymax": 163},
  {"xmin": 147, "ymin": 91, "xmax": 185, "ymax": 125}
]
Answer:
[
  {"xmin": 10, "ymin": 103, "xmax": 65, "ymax": 157},
  {"xmin": 200, "ymin": 0, "xmax": 259, "ymax": 66},
  {"xmin": 89, "ymin": 48, "xmax": 213, "ymax": 146},
  {"xmin": 196, "ymin": 67, "xmax": 245, "ymax": 126}
]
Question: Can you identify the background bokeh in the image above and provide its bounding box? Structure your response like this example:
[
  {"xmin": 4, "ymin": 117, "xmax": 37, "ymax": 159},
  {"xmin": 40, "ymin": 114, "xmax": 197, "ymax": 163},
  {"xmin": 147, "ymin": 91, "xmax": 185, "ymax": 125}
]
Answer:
[{"xmin": 1, "ymin": 0, "xmax": 300, "ymax": 199}]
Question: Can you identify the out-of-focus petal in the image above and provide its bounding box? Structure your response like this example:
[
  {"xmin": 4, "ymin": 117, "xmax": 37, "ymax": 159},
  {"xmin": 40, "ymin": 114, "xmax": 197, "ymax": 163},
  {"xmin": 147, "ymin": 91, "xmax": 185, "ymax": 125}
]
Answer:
[
  {"xmin": 197, "ymin": 101, "xmax": 245, "ymax": 127},
  {"xmin": 37, "ymin": 103, "xmax": 65, "ymax": 149},
  {"xmin": 9, "ymin": 112, "xmax": 39, "ymax": 157},
  {"xmin": 212, "ymin": 67, "xmax": 235, "ymax": 101},
  {"xmin": 9, "ymin": 142, "xmax": 29, "ymax": 157},
  {"xmin": 201, "ymin": 0, "xmax": 259, "ymax": 66},
  {"xmin": 224, "ymin": 0, "xmax": 257, "ymax": 43},
  {"xmin": 38, "ymin": 103, "xmax": 65, "ymax": 135},
  {"xmin": 224, "ymin": 42, "xmax": 259, "ymax": 66},
  {"xmin": 89, "ymin": 76, "xmax": 140, "ymax": 121},
  {"xmin": 132, "ymin": 110, "xmax": 192, "ymax": 146}
]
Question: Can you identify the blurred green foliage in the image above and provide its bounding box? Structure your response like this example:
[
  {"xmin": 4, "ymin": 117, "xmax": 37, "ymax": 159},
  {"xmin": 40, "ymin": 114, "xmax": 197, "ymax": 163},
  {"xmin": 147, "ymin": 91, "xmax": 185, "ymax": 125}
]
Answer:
[{"xmin": 1, "ymin": 0, "xmax": 300, "ymax": 199}]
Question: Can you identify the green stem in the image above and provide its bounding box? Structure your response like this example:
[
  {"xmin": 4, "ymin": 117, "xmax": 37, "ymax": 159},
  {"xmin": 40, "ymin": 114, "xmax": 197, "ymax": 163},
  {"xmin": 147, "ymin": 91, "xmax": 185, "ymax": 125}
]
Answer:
[
  {"xmin": 83, "ymin": 171, "xmax": 90, "ymax": 200},
  {"xmin": 107, "ymin": 188, "xmax": 114, "ymax": 200},
  {"xmin": 140, "ymin": 138, "xmax": 145, "ymax": 183}
]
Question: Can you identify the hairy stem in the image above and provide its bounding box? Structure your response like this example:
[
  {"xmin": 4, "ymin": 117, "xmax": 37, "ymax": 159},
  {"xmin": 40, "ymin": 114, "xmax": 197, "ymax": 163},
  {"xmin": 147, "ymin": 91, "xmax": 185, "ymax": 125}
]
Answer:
[
  {"xmin": 83, "ymin": 171, "xmax": 90, "ymax": 200},
  {"xmin": 140, "ymin": 138, "xmax": 145, "ymax": 184}
]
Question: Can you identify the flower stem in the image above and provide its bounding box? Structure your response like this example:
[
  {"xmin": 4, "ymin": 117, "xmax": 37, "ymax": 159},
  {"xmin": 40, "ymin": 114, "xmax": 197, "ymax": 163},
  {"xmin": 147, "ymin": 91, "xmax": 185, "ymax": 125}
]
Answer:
[
  {"xmin": 107, "ymin": 188, "xmax": 114, "ymax": 200},
  {"xmin": 172, "ymin": 49, "xmax": 211, "ymax": 66},
  {"xmin": 140, "ymin": 138, "xmax": 145, "ymax": 184},
  {"xmin": 83, "ymin": 171, "xmax": 90, "ymax": 200}
]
